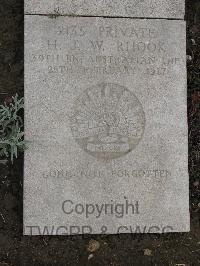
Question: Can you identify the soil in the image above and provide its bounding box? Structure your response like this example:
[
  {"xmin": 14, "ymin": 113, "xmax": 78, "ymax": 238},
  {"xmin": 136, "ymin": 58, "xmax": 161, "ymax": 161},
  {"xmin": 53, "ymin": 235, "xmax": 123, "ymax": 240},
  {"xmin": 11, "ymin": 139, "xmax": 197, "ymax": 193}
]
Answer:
[{"xmin": 0, "ymin": 0, "xmax": 199, "ymax": 265}]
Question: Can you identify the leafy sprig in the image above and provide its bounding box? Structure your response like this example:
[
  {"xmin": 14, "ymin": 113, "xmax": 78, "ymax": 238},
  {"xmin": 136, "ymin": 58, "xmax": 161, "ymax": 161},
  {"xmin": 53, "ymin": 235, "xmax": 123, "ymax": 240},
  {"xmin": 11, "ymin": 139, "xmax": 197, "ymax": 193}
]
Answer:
[{"xmin": 0, "ymin": 94, "xmax": 25, "ymax": 163}]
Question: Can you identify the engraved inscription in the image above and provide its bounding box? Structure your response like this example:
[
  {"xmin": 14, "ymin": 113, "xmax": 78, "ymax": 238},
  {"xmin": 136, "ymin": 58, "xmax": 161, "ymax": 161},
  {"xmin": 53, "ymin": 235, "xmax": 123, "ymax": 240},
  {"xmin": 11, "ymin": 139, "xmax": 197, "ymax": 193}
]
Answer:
[
  {"xmin": 70, "ymin": 83, "xmax": 145, "ymax": 159},
  {"xmin": 27, "ymin": 22, "xmax": 183, "ymax": 78}
]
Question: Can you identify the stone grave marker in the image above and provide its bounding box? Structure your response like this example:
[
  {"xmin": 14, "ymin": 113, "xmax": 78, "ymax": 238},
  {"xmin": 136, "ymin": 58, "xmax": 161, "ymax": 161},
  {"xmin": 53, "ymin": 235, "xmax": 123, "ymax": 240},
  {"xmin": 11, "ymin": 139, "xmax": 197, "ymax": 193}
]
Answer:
[{"xmin": 24, "ymin": 1, "xmax": 189, "ymax": 235}]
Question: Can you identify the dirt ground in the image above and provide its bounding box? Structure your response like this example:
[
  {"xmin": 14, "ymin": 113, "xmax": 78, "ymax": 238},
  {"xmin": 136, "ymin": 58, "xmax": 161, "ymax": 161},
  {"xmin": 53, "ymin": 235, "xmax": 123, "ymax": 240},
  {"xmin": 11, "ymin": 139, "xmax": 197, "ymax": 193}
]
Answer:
[{"xmin": 0, "ymin": 0, "xmax": 199, "ymax": 265}]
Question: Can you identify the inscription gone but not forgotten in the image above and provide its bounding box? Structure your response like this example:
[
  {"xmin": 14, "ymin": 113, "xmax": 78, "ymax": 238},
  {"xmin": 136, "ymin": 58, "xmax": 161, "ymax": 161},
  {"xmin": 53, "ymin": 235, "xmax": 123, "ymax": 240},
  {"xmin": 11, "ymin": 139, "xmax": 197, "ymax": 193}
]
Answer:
[{"xmin": 24, "ymin": 16, "xmax": 189, "ymax": 235}]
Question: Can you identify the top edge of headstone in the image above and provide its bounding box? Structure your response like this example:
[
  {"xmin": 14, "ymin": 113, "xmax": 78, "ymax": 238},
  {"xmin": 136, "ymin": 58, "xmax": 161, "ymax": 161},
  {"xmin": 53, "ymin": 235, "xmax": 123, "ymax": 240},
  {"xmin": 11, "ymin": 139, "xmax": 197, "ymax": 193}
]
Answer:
[{"xmin": 25, "ymin": 0, "xmax": 185, "ymax": 19}]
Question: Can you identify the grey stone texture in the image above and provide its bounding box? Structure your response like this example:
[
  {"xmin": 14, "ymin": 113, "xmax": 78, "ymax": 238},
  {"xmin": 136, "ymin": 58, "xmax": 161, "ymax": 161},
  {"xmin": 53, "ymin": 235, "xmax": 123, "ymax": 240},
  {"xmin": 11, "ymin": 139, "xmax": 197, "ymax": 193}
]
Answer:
[
  {"xmin": 25, "ymin": 0, "xmax": 185, "ymax": 19},
  {"xmin": 24, "ymin": 15, "xmax": 189, "ymax": 235}
]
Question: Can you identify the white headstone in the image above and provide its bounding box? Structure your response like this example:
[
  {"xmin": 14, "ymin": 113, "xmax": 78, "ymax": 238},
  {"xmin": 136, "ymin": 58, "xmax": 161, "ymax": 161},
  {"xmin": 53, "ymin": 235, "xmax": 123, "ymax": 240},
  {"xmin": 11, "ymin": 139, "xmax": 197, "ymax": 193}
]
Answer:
[{"xmin": 24, "ymin": 15, "xmax": 189, "ymax": 235}]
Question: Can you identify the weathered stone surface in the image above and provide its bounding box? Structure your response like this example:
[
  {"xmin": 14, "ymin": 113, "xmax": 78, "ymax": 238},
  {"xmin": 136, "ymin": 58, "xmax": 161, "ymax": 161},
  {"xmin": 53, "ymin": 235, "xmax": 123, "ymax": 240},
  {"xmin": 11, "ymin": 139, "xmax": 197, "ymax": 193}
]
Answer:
[
  {"xmin": 25, "ymin": 0, "xmax": 185, "ymax": 19},
  {"xmin": 24, "ymin": 16, "xmax": 189, "ymax": 235}
]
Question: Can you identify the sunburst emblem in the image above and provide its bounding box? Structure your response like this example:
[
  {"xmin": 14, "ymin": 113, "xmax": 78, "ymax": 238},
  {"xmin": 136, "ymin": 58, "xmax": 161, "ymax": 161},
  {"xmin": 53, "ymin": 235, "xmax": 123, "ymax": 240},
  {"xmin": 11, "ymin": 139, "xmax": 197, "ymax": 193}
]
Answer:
[{"xmin": 70, "ymin": 83, "xmax": 145, "ymax": 159}]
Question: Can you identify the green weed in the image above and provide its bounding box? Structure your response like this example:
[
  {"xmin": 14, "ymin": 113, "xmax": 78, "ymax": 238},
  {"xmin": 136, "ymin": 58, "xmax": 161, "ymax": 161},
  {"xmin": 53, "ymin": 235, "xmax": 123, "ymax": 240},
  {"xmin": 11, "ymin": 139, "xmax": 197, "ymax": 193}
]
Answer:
[{"xmin": 0, "ymin": 94, "xmax": 25, "ymax": 163}]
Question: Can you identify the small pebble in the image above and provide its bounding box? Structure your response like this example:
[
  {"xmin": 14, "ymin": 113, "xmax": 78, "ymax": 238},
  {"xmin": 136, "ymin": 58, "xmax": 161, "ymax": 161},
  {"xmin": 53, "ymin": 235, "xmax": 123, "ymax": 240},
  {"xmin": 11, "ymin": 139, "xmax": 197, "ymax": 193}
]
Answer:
[
  {"xmin": 143, "ymin": 248, "xmax": 152, "ymax": 256},
  {"xmin": 88, "ymin": 254, "xmax": 94, "ymax": 261},
  {"xmin": 87, "ymin": 239, "xmax": 100, "ymax": 253}
]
